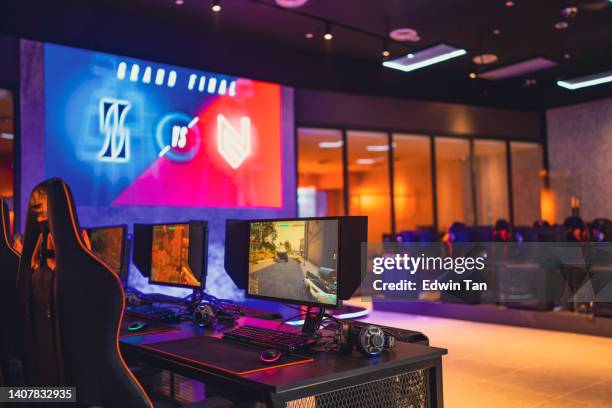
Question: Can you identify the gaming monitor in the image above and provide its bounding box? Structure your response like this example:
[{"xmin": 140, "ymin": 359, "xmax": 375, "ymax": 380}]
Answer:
[
  {"xmin": 226, "ymin": 216, "xmax": 367, "ymax": 308},
  {"xmin": 85, "ymin": 225, "xmax": 128, "ymax": 280},
  {"xmin": 148, "ymin": 221, "xmax": 208, "ymax": 289}
]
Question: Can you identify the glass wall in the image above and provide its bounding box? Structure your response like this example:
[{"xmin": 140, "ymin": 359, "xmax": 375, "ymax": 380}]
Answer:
[
  {"xmin": 393, "ymin": 134, "xmax": 433, "ymax": 231},
  {"xmin": 435, "ymin": 137, "xmax": 474, "ymax": 231},
  {"xmin": 297, "ymin": 128, "xmax": 344, "ymax": 217},
  {"xmin": 511, "ymin": 142, "xmax": 544, "ymax": 226},
  {"xmin": 0, "ymin": 88, "xmax": 14, "ymax": 233},
  {"xmin": 347, "ymin": 130, "xmax": 391, "ymax": 242},
  {"xmin": 473, "ymin": 140, "xmax": 510, "ymax": 225},
  {"xmin": 297, "ymin": 127, "xmax": 544, "ymax": 239}
]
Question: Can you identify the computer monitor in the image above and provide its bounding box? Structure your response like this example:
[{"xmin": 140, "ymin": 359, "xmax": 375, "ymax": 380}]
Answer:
[
  {"xmin": 245, "ymin": 218, "xmax": 341, "ymax": 307},
  {"xmin": 148, "ymin": 221, "xmax": 208, "ymax": 289},
  {"xmin": 85, "ymin": 225, "xmax": 128, "ymax": 280}
]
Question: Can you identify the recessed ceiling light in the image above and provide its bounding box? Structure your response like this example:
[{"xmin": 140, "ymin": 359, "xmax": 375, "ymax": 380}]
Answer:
[
  {"xmin": 505, "ymin": 1, "xmax": 515, "ymax": 7},
  {"xmin": 319, "ymin": 141, "xmax": 343, "ymax": 149},
  {"xmin": 557, "ymin": 70, "xmax": 612, "ymax": 90},
  {"xmin": 275, "ymin": 0, "xmax": 308, "ymax": 8},
  {"xmin": 382, "ymin": 44, "xmax": 467, "ymax": 73},
  {"xmin": 493, "ymin": 28, "xmax": 501, "ymax": 35},
  {"xmin": 469, "ymin": 72, "xmax": 477, "ymax": 79},
  {"xmin": 563, "ymin": 52, "xmax": 572, "ymax": 60},
  {"xmin": 473, "ymin": 54, "xmax": 498, "ymax": 65},
  {"xmin": 305, "ymin": 32, "xmax": 314, "ymax": 39},
  {"xmin": 175, "ymin": 0, "xmax": 184, "ymax": 5},
  {"xmin": 555, "ymin": 21, "xmax": 569, "ymax": 30},
  {"xmin": 389, "ymin": 28, "xmax": 420, "ymax": 42},
  {"xmin": 382, "ymin": 50, "xmax": 390, "ymax": 58}
]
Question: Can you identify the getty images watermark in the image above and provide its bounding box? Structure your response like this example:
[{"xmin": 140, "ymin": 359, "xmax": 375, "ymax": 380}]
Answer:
[{"xmin": 361, "ymin": 242, "xmax": 612, "ymax": 303}]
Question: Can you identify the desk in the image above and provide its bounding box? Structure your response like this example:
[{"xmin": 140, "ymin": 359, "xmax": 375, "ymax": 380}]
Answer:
[{"xmin": 120, "ymin": 316, "xmax": 447, "ymax": 408}]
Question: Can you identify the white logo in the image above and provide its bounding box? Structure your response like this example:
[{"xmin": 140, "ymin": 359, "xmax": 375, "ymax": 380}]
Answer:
[
  {"xmin": 217, "ymin": 114, "xmax": 251, "ymax": 169},
  {"xmin": 98, "ymin": 98, "xmax": 131, "ymax": 162}
]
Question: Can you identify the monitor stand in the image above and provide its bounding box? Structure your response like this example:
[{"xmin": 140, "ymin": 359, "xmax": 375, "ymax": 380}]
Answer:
[{"xmin": 302, "ymin": 307, "xmax": 326, "ymax": 337}]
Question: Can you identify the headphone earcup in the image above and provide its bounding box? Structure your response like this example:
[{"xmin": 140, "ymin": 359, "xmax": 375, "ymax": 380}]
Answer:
[
  {"xmin": 193, "ymin": 302, "xmax": 216, "ymax": 327},
  {"xmin": 354, "ymin": 326, "xmax": 386, "ymax": 356}
]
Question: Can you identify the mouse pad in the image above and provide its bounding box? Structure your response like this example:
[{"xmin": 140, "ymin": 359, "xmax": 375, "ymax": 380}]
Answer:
[
  {"xmin": 140, "ymin": 336, "xmax": 314, "ymax": 375},
  {"xmin": 119, "ymin": 319, "xmax": 179, "ymax": 338}
]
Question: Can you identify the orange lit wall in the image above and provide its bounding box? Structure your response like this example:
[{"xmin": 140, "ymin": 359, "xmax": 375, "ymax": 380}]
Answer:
[
  {"xmin": 349, "ymin": 167, "xmax": 390, "ymax": 242},
  {"xmin": 394, "ymin": 162, "xmax": 433, "ymax": 230}
]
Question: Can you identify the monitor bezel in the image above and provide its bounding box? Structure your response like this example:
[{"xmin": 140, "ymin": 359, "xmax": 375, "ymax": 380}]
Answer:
[
  {"xmin": 147, "ymin": 221, "xmax": 207, "ymax": 290},
  {"xmin": 244, "ymin": 216, "xmax": 342, "ymax": 309},
  {"xmin": 84, "ymin": 224, "xmax": 128, "ymax": 278}
]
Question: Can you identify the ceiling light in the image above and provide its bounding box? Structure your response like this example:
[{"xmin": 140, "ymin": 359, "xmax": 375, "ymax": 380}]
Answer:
[
  {"xmin": 382, "ymin": 44, "xmax": 467, "ymax": 73},
  {"xmin": 563, "ymin": 53, "xmax": 572, "ymax": 60},
  {"xmin": 175, "ymin": 0, "xmax": 184, "ymax": 4},
  {"xmin": 381, "ymin": 39, "xmax": 390, "ymax": 58},
  {"xmin": 318, "ymin": 141, "xmax": 343, "ymax": 149},
  {"xmin": 275, "ymin": 0, "xmax": 308, "ymax": 7},
  {"xmin": 505, "ymin": 1, "xmax": 514, "ymax": 7},
  {"xmin": 389, "ymin": 28, "xmax": 420, "ymax": 42},
  {"xmin": 356, "ymin": 158, "xmax": 376, "ymax": 165},
  {"xmin": 305, "ymin": 32, "xmax": 314, "ymax": 39},
  {"xmin": 366, "ymin": 145, "xmax": 390, "ymax": 152},
  {"xmin": 555, "ymin": 21, "xmax": 569, "ymax": 30},
  {"xmin": 493, "ymin": 28, "xmax": 501, "ymax": 35},
  {"xmin": 478, "ymin": 57, "xmax": 557, "ymax": 80},
  {"xmin": 557, "ymin": 70, "xmax": 612, "ymax": 90},
  {"xmin": 469, "ymin": 72, "xmax": 477, "ymax": 79},
  {"xmin": 323, "ymin": 24, "xmax": 333, "ymax": 40},
  {"xmin": 211, "ymin": 0, "xmax": 221, "ymax": 12},
  {"xmin": 0, "ymin": 133, "xmax": 14, "ymax": 140},
  {"xmin": 472, "ymin": 54, "xmax": 498, "ymax": 65}
]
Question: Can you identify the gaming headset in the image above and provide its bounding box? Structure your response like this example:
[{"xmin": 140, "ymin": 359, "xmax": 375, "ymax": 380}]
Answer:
[
  {"xmin": 335, "ymin": 321, "xmax": 396, "ymax": 357},
  {"xmin": 192, "ymin": 298, "xmax": 242, "ymax": 327}
]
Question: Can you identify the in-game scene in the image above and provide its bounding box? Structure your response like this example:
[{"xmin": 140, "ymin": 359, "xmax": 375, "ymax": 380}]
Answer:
[
  {"xmin": 87, "ymin": 226, "xmax": 124, "ymax": 276},
  {"xmin": 150, "ymin": 224, "xmax": 201, "ymax": 287},
  {"xmin": 248, "ymin": 219, "xmax": 338, "ymax": 305}
]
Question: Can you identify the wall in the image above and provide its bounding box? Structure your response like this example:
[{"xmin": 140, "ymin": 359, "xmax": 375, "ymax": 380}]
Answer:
[
  {"xmin": 295, "ymin": 89, "xmax": 542, "ymax": 140},
  {"xmin": 547, "ymin": 97, "xmax": 612, "ymax": 221},
  {"xmin": 19, "ymin": 39, "xmax": 296, "ymax": 300}
]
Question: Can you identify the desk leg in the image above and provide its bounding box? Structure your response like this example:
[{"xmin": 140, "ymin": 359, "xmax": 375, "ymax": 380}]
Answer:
[{"xmin": 429, "ymin": 358, "xmax": 444, "ymax": 408}]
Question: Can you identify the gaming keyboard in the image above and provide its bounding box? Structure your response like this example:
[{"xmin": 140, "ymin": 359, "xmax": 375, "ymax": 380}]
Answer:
[
  {"xmin": 125, "ymin": 305, "xmax": 180, "ymax": 322},
  {"xmin": 223, "ymin": 325, "xmax": 317, "ymax": 352}
]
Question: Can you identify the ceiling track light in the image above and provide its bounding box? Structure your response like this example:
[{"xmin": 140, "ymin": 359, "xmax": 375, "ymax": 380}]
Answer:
[
  {"xmin": 382, "ymin": 39, "xmax": 390, "ymax": 58},
  {"xmin": 211, "ymin": 0, "xmax": 221, "ymax": 12},
  {"xmin": 323, "ymin": 24, "xmax": 333, "ymax": 40}
]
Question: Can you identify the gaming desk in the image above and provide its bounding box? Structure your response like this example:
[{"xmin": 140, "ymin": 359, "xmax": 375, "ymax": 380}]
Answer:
[{"xmin": 120, "ymin": 316, "xmax": 446, "ymax": 407}]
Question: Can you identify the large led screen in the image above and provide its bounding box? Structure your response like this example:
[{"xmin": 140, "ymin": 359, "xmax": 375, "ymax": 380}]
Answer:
[{"xmin": 44, "ymin": 43, "xmax": 283, "ymax": 208}]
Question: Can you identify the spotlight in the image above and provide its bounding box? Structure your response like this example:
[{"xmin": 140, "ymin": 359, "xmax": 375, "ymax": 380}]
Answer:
[
  {"xmin": 469, "ymin": 72, "xmax": 477, "ymax": 79},
  {"xmin": 324, "ymin": 24, "xmax": 333, "ymax": 40},
  {"xmin": 505, "ymin": 1, "xmax": 514, "ymax": 7},
  {"xmin": 305, "ymin": 32, "xmax": 314, "ymax": 39},
  {"xmin": 175, "ymin": 0, "xmax": 184, "ymax": 5},
  {"xmin": 212, "ymin": 0, "xmax": 221, "ymax": 12},
  {"xmin": 381, "ymin": 39, "xmax": 390, "ymax": 58}
]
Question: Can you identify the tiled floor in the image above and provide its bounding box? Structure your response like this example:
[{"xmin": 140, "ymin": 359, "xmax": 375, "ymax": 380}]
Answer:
[{"xmin": 359, "ymin": 309, "xmax": 612, "ymax": 408}]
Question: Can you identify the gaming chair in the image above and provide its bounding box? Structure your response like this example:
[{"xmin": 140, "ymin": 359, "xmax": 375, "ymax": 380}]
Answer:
[
  {"xmin": 16, "ymin": 178, "xmax": 154, "ymax": 406},
  {"xmin": 0, "ymin": 199, "xmax": 22, "ymax": 386}
]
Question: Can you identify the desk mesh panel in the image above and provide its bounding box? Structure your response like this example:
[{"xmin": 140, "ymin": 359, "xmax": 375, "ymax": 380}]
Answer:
[{"xmin": 286, "ymin": 369, "xmax": 429, "ymax": 408}]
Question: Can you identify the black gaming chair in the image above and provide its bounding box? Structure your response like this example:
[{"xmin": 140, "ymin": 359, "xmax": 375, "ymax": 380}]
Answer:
[
  {"xmin": 16, "ymin": 179, "xmax": 230, "ymax": 408},
  {"xmin": 0, "ymin": 199, "xmax": 22, "ymax": 386}
]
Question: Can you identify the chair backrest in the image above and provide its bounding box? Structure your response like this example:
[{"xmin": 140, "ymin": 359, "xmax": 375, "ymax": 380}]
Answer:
[
  {"xmin": 16, "ymin": 178, "xmax": 152, "ymax": 407},
  {"xmin": 0, "ymin": 199, "xmax": 21, "ymax": 385}
]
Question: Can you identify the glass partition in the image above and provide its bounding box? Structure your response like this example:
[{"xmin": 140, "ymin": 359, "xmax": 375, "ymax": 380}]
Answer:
[
  {"xmin": 435, "ymin": 137, "xmax": 474, "ymax": 231},
  {"xmin": 297, "ymin": 128, "xmax": 345, "ymax": 217},
  {"xmin": 393, "ymin": 134, "xmax": 433, "ymax": 231},
  {"xmin": 347, "ymin": 130, "xmax": 391, "ymax": 242},
  {"xmin": 511, "ymin": 142, "xmax": 544, "ymax": 226},
  {"xmin": 473, "ymin": 139, "xmax": 510, "ymax": 225}
]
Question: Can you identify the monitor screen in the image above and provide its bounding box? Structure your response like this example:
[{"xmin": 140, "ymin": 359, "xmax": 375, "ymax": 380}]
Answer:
[
  {"xmin": 247, "ymin": 219, "xmax": 339, "ymax": 306},
  {"xmin": 150, "ymin": 223, "xmax": 203, "ymax": 288},
  {"xmin": 44, "ymin": 43, "xmax": 283, "ymax": 209},
  {"xmin": 86, "ymin": 225, "xmax": 126, "ymax": 277}
]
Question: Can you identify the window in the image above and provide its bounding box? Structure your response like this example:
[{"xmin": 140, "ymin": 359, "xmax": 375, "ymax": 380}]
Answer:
[
  {"xmin": 0, "ymin": 88, "xmax": 14, "ymax": 233},
  {"xmin": 393, "ymin": 134, "xmax": 433, "ymax": 231},
  {"xmin": 435, "ymin": 137, "xmax": 473, "ymax": 231},
  {"xmin": 473, "ymin": 140, "xmax": 510, "ymax": 225},
  {"xmin": 511, "ymin": 142, "xmax": 544, "ymax": 226},
  {"xmin": 297, "ymin": 128, "xmax": 344, "ymax": 217},
  {"xmin": 347, "ymin": 130, "xmax": 391, "ymax": 242}
]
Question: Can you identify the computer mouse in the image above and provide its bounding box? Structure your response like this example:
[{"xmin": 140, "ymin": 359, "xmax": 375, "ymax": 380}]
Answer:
[
  {"xmin": 128, "ymin": 320, "xmax": 148, "ymax": 332},
  {"xmin": 259, "ymin": 349, "xmax": 282, "ymax": 364}
]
